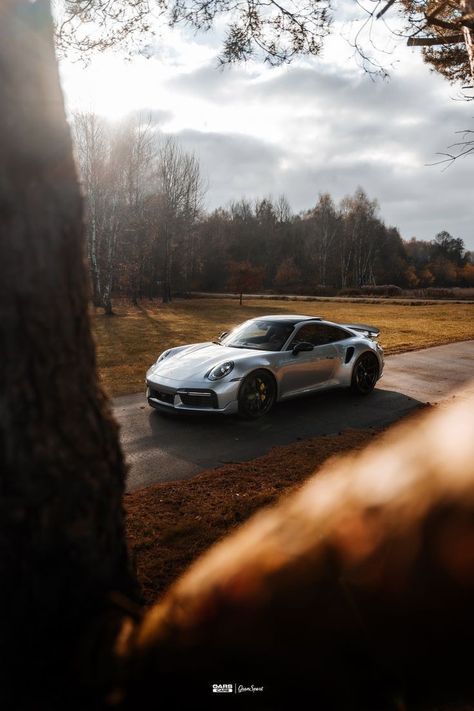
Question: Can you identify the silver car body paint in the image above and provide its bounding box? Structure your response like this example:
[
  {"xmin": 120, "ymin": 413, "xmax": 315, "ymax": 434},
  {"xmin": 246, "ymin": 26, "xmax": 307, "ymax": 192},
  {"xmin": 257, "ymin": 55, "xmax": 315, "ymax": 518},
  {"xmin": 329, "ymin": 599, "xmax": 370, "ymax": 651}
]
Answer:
[{"xmin": 145, "ymin": 315, "xmax": 384, "ymax": 414}]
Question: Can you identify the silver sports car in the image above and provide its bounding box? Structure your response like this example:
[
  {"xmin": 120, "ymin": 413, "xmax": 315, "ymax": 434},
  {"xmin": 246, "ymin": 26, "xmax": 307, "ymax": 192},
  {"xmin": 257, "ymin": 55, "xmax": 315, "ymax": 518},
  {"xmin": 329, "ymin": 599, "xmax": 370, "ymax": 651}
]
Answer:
[{"xmin": 146, "ymin": 314, "xmax": 384, "ymax": 418}]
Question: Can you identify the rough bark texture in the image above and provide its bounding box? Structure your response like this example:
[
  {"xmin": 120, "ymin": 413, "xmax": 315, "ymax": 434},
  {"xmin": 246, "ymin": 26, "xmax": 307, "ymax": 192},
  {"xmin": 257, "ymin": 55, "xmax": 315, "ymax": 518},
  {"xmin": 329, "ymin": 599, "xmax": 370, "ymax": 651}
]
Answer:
[
  {"xmin": 117, "ymin": 390, "xmax": 474, "ymax": 710},
  {"xmin": 0, "ymin": 1, "xmax": 136, "ymax": 707}
]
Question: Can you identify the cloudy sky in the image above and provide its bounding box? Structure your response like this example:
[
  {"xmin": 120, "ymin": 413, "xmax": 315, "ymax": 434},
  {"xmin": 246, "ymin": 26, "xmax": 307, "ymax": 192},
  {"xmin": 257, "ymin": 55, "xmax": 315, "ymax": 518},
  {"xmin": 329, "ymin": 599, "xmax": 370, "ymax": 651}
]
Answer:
[{"xmin": 59, "ymin": 4, "xmax": 474, "ymax": 250}]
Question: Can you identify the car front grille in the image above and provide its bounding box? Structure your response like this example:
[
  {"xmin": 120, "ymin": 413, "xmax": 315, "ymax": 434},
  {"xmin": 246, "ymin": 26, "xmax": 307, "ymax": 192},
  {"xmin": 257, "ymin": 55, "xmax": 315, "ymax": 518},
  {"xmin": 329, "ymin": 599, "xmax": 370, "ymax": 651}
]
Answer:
[
  {"xmin": 149, "ymin": 388, "xmax": 175, "ymax": 405},
  {"xmin": 149, "ymin": 387, "xmax": 218, "ymax": 409},
  {"xmin": 178, "ymin": 390, "xmax": 218, "ymax": 409}
]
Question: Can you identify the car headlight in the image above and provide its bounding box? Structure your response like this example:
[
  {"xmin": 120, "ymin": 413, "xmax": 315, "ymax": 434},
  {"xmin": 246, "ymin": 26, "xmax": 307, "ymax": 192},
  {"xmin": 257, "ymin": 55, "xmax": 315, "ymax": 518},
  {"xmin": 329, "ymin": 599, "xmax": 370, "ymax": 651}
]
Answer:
[{"xmin": 207, "ymin": 361, "xmax": 234, "ymax": 381}]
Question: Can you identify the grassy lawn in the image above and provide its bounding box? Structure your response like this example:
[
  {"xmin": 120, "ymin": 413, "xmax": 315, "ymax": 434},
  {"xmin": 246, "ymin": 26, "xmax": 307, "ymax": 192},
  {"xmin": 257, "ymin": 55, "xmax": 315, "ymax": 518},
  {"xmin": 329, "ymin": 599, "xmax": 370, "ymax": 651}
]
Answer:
[{"xmin": 94, "ymin": 297, "xmax": 474, "ymax": 397}]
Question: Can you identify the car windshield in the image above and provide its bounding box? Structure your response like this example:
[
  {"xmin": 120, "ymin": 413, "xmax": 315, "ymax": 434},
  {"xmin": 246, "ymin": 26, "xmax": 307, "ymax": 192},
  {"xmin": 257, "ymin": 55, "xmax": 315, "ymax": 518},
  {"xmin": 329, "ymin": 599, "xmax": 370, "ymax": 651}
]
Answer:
[{"xmin": 221, "ymin": 320, "xmax": 295, "ymax": 352}]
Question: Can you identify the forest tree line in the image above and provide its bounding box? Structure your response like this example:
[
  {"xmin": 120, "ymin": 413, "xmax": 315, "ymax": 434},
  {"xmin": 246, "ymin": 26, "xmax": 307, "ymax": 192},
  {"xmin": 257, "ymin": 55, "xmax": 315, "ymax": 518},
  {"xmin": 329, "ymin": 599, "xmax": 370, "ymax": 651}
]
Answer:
[{"xmin": 73, "ymin": 113, "xmax": 474, "ymax": 311}]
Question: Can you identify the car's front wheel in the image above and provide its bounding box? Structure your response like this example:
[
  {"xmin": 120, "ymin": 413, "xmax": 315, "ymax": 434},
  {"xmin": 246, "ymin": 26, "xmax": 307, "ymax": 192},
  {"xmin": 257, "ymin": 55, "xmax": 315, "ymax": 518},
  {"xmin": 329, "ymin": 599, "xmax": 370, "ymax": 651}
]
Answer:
[
  {"xmin": 351, "ymin": 352, "xmax": 379, "ymax": 395},
  {"xmin": 238, "ymin": 369, "xmax": 276, "ymax": 418}
]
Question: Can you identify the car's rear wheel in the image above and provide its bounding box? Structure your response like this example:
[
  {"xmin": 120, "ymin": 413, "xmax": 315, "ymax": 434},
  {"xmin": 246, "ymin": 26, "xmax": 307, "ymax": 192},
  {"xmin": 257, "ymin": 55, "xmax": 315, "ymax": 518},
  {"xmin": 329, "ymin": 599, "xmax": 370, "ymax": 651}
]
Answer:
[
  {"xmin": 351, "ymin": 352, "xmax": 379, "ymax": 395},
  {"xmin": 238, "ymin": 369, "xmax": 276, "ymax": 418}
]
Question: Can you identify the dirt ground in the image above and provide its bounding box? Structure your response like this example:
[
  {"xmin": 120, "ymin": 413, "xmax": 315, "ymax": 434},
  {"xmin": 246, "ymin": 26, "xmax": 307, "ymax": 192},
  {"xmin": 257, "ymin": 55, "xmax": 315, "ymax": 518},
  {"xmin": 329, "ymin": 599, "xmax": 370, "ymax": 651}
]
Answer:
[{"xmin": 125, "ymin": 424, "xmax": 394, "ymax": 604}]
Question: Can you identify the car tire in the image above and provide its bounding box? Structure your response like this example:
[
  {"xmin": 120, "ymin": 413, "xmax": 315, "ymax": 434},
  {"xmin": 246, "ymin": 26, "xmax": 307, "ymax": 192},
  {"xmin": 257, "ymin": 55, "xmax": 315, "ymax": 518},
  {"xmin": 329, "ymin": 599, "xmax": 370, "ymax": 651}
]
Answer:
[
  {"xmin": 351, "ymin": 352, "xmax": 379, "ymax": 395},
  {"xmin": 238, "ymin": 369, "xmax": 276, "ymax": 419}
]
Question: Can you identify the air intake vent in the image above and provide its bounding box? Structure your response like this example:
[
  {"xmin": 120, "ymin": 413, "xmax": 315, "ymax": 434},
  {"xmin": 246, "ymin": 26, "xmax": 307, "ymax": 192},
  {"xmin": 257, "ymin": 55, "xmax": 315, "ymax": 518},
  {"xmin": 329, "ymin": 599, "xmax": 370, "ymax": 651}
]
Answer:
[{"xmin": 345, "ymin": 346, "xmax": 355, "ymax": 364}]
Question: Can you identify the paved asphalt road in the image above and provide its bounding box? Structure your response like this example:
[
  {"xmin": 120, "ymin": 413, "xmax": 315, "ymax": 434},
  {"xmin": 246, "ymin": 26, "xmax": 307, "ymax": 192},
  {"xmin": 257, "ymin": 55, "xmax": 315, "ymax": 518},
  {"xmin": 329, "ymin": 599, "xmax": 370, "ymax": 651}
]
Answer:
[{"xmin": 113, "ymin": 341, "xmax": 474, "ymax": 491}]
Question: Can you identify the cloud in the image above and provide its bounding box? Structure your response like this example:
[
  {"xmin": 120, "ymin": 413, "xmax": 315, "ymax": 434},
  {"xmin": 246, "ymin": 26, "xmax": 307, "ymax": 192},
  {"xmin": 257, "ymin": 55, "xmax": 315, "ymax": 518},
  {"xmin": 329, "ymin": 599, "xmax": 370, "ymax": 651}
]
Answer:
[
  {"xmin": 163, "ymin": 51, "xmax": 473, "ymax": 247},
  {"xmin": 168, "ymin": 119, "xmax": 473, "ymax": 247},
  {"xmin": 61, "ymin": 16, "xmax": 474, "ymax": 249},
  {"xmin": 176, "ymin": 129, "xmax": 285, "ymax": 207}
]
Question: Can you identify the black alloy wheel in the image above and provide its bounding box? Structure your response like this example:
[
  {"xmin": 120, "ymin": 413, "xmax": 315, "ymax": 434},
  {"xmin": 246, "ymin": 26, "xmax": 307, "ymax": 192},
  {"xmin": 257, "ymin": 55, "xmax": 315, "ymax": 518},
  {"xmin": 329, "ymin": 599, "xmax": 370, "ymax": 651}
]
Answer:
[
  {"xmin": 238, "ymin": 370, "xmax": 276, "ymax": 418},
  {"xmin": 351, "ymin": 352, "xmax": 379, "ymax": 395}
]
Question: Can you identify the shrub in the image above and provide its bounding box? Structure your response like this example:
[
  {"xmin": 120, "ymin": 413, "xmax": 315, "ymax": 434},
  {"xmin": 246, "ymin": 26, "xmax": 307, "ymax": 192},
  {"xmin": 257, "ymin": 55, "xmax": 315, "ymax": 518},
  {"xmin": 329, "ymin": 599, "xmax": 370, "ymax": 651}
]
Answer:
[
  {"xmin": 338, "ymin": 285, "xmax": 403, "ymax": 297},
  {"xmin": 338, "ymin": 288, "xmax": 362, "ymax": 297},
  {"xmin": 360, "ymin": 284, "xmax": 403, "ymax": 297},
  {"xmin": 407, "ymin": 287, "xmax": 459, "ymax": 299}
]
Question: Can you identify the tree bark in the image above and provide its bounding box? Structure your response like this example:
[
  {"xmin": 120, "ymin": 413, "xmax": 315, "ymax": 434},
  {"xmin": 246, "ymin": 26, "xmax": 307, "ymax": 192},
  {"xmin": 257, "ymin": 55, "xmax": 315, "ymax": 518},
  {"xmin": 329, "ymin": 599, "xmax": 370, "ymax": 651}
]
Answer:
[
  {"xmin": 461, "ymin": 0, "xmax": 474, "ymax": 81},
  {"xmin": 0, "ymin": 1, "xmax": 137, "ymax": 706}
]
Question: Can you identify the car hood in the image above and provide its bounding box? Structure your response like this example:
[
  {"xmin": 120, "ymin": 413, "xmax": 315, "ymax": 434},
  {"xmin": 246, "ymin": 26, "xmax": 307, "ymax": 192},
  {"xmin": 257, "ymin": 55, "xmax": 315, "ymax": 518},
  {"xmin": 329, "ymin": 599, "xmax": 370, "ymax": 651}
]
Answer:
[{"xmin": 152, "ymin": 342, "xmax": 259, "ymax": 381}]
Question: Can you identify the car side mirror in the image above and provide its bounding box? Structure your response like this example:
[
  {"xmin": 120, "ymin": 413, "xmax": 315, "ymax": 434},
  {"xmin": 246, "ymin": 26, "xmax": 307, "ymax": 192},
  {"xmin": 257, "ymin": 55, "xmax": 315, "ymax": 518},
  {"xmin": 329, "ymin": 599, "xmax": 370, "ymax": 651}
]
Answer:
[{"xmin": 292, "ymin": 341, "xmax": 314, "ymax": 355}]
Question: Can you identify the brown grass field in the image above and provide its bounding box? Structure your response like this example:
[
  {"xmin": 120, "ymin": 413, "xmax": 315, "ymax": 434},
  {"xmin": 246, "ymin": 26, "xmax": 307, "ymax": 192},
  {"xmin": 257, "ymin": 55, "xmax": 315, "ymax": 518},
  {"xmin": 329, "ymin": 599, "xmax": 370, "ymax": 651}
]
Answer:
[{"xmin": 94, "ymin": 297, "xmax": 474, "ymax": 397}]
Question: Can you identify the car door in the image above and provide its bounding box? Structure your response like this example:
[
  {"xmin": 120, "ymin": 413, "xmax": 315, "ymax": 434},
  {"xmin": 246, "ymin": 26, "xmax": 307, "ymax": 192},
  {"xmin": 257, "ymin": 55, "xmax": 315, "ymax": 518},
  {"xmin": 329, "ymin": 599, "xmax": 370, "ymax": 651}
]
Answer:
[{"xmin": 278, "ymin": 324, "xmax": 339, "ymax": 398}]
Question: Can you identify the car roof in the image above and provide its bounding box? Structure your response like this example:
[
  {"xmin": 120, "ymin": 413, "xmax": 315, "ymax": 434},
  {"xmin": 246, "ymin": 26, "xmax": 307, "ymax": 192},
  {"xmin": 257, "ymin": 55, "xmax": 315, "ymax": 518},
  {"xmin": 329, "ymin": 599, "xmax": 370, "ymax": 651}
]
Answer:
[{"xmin": 251, "ymin": 314, "xmax": 321, "ymax": 324}]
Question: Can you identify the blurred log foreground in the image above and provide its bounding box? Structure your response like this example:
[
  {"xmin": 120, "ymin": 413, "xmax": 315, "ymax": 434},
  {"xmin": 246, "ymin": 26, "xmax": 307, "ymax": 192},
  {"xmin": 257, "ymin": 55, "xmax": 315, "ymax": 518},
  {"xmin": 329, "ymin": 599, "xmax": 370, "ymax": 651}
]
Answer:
[{"xmin": 116, "ymin": 392, "xmax": 474, "ymax": 710}]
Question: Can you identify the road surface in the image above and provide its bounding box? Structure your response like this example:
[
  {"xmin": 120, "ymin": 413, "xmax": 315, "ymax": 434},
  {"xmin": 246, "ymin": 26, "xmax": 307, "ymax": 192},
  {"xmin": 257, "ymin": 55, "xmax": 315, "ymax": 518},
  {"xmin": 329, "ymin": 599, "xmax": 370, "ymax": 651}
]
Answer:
[{"xmin": 113, "ymin": 341, "xmax": 474, "ymax": 491}]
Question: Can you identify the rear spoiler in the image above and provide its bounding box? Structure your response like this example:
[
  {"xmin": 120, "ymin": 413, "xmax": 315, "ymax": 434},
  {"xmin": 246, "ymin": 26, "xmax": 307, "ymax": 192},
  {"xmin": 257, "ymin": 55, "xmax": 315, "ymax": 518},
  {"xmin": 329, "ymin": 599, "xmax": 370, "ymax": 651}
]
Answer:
[{"xmin": 342, "ymin": 323, "xmax": 380, "ymax": 338}]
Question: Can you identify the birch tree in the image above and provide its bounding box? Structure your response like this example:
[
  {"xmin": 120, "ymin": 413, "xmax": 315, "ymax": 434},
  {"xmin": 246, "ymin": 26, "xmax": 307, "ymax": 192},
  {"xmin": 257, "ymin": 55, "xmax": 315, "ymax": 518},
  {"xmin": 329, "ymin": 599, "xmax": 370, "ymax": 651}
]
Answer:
[
  {"xmin": 74, "ymin": 113, "xmax": 157, "ymax": 309},
  {"xmin": 72, "ymin": 112, "xmax": 107, "ymax": 306},
  {"xmin": 304, "ymin": 193, "xmax": 340, "ymax": 287},
  {"xmin": 339, "ymin": 189, "xmax": 379, "ymax": 288},
  {"xmin": 115, "ymin": 115, "xmax": 155, "ymax": 304},
  {"xmin": 153, "ymin": 138, "xmax": 205, "ymax": 302},
  {"xmin": 73, "ymin": 112, "xmax": 122, "ymax": 314}
]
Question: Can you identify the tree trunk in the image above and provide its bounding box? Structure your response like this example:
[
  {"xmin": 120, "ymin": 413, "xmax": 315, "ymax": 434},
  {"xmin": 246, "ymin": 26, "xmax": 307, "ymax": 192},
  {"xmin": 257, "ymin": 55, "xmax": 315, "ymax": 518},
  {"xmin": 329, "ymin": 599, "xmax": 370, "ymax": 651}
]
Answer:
[
  {"xmin": 0, "ymin": 1, "xmax": 137, "ymax": 706},
  {"xmin": 461, "ymin": 0, "xmax": 474, "ymax": 81},
  {"xmin": 162, "ymin": 227, "xmax": 172, "ymax": 303},
  {"xmin": 88, "ymin": 200, "xmax": 103, "ymax": 308}
]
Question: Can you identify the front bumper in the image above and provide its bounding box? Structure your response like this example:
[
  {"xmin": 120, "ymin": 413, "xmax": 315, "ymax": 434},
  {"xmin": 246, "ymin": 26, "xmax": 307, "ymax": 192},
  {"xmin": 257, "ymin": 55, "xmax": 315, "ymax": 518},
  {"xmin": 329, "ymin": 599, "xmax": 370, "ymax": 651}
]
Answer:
[{"xmin": 146, "ymin": 375, "xmax": 240, "ymax": 414}]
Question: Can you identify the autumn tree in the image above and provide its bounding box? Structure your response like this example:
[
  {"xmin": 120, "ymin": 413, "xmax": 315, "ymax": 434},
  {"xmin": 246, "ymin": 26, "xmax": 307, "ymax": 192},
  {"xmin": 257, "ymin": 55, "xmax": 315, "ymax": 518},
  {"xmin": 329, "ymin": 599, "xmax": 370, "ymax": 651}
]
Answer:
[
  {"xmin": 373, "ymin": 226, "xmax": 411, "ymax": 286},
  {"xmin": 274, "ymin": 257, "xmax": 302, "ymax": 291},
  {"xmin": 227, "ymin": 260, "xmax": 265, "ymax": 304},
  {"xmin": 433, "ymin": 230, "xmax": 467, "ymax": 265},
  {"xmin": 404, "ymin": 232, "xmax": 468, "ymax": 286},
  {"xmin": 194, "ymin": 208, "xmax": 232, "ymax": 291},
  {"xmin": 458, "ymin": 261, "xmax": 474, "ymax": 285}
]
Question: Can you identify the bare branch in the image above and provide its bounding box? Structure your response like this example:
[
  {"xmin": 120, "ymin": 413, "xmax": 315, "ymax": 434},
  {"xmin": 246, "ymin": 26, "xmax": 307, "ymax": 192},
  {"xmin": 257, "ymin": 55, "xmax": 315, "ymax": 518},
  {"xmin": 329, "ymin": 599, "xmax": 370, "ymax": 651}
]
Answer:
[
  {"xmin": 407, "ymin": 32, "xmax": 464, "ymax": 45},
  {"xmin": 375, "ymin": 0, "xmax": 397, "ymax": 20}
]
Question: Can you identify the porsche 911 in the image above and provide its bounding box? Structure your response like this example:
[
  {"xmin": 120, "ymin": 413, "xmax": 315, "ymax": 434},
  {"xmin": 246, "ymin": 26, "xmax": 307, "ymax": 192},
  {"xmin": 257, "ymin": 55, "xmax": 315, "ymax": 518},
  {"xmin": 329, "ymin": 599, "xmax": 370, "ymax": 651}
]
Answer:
[{"xmin": 145, "ymin": 315, "xmax": 384, "ymax": 418}]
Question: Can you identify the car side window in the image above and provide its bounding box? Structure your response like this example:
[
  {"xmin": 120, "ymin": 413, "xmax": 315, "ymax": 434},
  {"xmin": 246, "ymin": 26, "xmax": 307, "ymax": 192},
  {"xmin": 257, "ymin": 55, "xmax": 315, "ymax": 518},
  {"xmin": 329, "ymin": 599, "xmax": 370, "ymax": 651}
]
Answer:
[
  {"xmin": 289, "ymin": 324, "xmax": 350, "ymax": 348},
  {"xmin": 288, "ymin": 324, "xmax": 321, "ymax": 348},
  {"xmin": 320, "ymin": 325, "xmax": 351, "ymax": 343}
]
